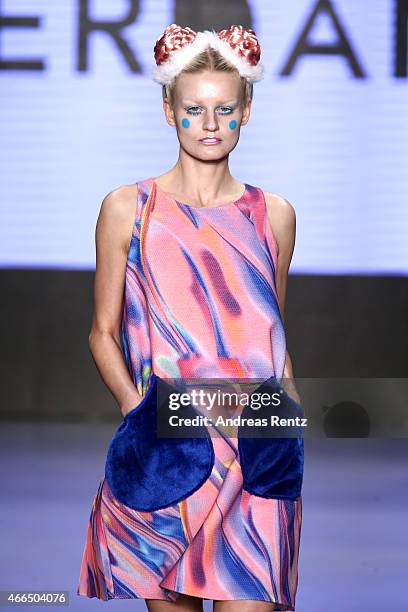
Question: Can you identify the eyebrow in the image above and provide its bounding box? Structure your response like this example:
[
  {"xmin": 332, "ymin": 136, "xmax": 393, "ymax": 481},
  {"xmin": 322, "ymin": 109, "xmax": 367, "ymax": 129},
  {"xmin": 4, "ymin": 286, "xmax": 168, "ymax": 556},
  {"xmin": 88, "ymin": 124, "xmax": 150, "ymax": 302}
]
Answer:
[{"xmin": 182, "ymin": 99, "xmax": 238, "ymax": 105}]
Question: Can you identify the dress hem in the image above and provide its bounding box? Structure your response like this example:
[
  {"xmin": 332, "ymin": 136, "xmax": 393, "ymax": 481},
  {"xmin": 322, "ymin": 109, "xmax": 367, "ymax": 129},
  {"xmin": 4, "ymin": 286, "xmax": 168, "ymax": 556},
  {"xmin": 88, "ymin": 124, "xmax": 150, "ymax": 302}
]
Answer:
[{"xmin": 76, "ymin": 588, "xmax": 295, "ymax": 610}]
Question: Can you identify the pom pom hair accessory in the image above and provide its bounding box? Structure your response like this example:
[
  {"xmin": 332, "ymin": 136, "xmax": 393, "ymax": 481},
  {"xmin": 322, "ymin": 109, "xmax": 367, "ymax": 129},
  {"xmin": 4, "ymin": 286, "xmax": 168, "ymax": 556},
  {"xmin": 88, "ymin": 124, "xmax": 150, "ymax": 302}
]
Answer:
[{"xmin": 152, "ymin": 23, "xmax": 264, "ymax": 86}]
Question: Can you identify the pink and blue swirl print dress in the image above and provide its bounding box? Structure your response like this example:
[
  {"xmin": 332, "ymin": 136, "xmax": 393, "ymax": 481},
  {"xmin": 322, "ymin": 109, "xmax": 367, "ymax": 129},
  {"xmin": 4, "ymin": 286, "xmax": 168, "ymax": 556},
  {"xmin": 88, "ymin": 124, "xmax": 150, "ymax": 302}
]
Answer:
[{"xmin": 76, "ymin": 177, "xmax": 303, "ymax": 610}]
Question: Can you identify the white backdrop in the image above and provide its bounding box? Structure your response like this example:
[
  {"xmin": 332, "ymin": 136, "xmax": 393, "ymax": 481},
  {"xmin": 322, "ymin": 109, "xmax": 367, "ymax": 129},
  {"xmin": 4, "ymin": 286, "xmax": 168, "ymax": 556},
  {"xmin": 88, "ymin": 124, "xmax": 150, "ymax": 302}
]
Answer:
[{"xmin": 1, "ymin": 0, "xmax": 407, "ymax": 274}]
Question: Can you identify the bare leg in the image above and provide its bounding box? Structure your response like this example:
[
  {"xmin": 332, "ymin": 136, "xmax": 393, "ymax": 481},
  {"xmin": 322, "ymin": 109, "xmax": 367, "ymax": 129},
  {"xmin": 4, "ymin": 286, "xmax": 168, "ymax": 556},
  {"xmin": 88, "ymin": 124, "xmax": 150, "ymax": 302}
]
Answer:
[
  {"xmin": 213, "ymin": 601, "xmax": 278, "ymax": 612},
  {"xmin": 145, "ymin": 594, "xmax": 204, "ymax": 612}
]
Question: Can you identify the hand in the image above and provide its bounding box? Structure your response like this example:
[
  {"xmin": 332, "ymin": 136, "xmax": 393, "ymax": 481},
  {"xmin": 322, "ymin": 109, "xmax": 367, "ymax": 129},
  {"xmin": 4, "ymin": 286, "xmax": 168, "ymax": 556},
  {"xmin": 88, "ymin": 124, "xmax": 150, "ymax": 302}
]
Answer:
[
  {"xmin": 120, "ymin": 393, "xmax": 143, "ymax": 418},
  {"xmin": 281, "ymin": 379, "xmax": 302, "ymax": 405}
]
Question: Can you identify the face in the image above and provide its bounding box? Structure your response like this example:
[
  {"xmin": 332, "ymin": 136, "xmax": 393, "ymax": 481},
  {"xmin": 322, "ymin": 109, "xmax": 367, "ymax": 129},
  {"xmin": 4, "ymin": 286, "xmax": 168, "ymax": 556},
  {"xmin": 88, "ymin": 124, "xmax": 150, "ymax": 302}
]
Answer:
[{"xmin": 163, "ymin": 70, "xmax": 251, "ymax": 159}]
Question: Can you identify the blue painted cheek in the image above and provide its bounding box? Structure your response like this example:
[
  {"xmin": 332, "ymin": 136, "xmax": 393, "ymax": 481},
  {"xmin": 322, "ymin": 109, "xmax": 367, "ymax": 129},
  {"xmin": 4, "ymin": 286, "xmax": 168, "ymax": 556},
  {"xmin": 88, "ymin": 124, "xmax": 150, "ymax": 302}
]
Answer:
[
  {"xmin": 229, "ymin": 119, "xmax": 237, "ymax": 130},
  {"xmin": 181, "ymin": 118, "xmax": 190, "ymax": 128}
]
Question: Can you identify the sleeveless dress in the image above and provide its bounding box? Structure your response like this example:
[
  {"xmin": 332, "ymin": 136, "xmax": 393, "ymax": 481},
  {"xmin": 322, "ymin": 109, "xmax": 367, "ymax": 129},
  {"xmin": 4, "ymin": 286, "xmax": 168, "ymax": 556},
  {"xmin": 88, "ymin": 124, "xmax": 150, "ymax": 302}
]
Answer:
[{"xmin": 76, "ymin": 177, "xmax": 303, "ymax": 610}]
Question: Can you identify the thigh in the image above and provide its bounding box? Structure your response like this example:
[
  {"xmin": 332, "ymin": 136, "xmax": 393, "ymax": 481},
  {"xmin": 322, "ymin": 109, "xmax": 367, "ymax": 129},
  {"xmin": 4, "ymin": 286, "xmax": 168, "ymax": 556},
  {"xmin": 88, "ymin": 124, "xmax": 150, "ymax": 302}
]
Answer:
[
  {"xmin": 145, "ymin": 594, "xmax": 204, "ymax": 612},
  {"xmin": 213, "ymin": 601, "xmax": 278, "ymax": 612}
]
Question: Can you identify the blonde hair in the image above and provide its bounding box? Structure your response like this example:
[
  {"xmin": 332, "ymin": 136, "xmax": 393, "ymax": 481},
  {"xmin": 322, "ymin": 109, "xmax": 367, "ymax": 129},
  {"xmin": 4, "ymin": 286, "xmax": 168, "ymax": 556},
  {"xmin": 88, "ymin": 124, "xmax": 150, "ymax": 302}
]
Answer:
[{"xmin": 162, "ymin": 46, "xmax": 253, "ymax": 109}]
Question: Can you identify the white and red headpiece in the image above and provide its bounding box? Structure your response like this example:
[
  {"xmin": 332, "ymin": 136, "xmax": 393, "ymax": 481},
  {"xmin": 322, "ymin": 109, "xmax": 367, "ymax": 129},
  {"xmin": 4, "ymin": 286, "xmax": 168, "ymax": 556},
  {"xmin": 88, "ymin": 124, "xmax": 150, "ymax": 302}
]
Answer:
[{"xmin": 152, "ymin": 23, "xmax": 264, "ymax": 86}]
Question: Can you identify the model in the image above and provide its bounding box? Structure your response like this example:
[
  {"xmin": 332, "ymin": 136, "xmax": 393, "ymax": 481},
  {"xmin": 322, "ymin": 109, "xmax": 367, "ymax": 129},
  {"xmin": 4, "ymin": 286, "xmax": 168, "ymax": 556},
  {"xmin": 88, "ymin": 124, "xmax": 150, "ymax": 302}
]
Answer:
[{"xmin": 77, "ymin": 23, "xmax": 304, "ymax": 612}]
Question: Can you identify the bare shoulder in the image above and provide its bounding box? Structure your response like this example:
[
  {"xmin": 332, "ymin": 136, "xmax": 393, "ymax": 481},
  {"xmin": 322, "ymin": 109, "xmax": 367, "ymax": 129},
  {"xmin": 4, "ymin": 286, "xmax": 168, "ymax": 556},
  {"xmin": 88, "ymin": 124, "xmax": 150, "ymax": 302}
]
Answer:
[
  {"xmin": 95, "ymin": 183, "xmax": 139, "ymax": 254},
  {"xmin": 262, "ymin": 191, "xmax": 296, "ymax": 262},
  {"xmin": 263, "ymin": 190, "xmax": 296, "ymax": 228},
  {"xmin": 98, "ymin": 183, "xmax": 138, "ymax": 224}
]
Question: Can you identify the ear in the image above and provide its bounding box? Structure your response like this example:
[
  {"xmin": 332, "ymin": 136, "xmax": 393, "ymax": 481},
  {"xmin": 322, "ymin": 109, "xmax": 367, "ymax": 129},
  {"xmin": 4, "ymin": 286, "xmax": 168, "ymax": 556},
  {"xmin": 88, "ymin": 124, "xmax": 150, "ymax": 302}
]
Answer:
[
  {"xmin": 240, "ymin": 98, "xmax": 252, "ymax": 126},
  {"xmin": 163, "ymin": 97, "xmax": 176, "ymax": 127}
]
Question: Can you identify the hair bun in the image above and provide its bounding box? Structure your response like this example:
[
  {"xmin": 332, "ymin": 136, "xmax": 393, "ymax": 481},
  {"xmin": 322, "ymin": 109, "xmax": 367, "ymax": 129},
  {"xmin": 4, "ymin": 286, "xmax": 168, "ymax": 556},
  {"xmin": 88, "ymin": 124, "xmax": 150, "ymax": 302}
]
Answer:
[
  {"xmin": 154, "ymin": 23, "xmax": 197, "ymax": 66},
  {"xmin": 217, "ymin": 25, "xmax": 261, "ymax": 66}
]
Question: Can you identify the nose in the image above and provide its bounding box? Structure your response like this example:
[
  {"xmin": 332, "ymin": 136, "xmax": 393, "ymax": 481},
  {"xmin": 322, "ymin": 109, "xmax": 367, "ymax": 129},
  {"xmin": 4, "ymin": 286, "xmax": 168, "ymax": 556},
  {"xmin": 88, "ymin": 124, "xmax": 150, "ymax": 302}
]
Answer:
[{"xmin": 202, "ymin": 110, "xmax": 219, "ymax": 132}]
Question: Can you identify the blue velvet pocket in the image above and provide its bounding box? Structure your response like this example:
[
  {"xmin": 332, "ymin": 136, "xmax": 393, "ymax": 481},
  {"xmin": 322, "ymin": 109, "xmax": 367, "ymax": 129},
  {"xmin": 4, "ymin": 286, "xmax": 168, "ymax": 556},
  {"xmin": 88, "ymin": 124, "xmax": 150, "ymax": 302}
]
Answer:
[
  {"xmin": 105, "ymin": 374, "xmax": 215, "ymax": 511},
  {"xmin": 238, "ymin": 375, "xmax": 305, "ymax": 500}
]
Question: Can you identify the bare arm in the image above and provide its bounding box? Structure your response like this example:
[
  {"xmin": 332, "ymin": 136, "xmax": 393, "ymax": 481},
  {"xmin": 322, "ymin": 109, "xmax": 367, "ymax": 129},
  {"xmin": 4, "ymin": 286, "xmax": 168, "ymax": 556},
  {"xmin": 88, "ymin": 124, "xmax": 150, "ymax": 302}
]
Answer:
[
  {"xmin": 264, "ymin": 192, "xmax": 301, "ymax": 403},
  {"xmin": 88, "ymin": 184, "xmax": 143, "ymax": 417}
]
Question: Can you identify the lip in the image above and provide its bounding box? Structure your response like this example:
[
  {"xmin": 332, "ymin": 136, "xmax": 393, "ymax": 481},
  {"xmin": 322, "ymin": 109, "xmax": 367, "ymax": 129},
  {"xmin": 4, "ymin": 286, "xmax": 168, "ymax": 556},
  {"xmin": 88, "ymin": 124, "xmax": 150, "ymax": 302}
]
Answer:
[{"xmin": 200, "ymin": 138, "xmax": 222, "ymax": 144}]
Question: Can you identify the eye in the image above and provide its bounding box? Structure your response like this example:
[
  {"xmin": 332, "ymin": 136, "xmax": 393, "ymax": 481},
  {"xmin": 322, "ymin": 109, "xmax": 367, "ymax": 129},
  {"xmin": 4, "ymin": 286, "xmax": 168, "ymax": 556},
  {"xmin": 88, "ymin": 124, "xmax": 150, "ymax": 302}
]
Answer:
[
  {"xmin": 186, "ymin": 106, "xmax": 202, "ymax": 115},
  {"xmin": 185, "ymin": 106, "xmax": 235, "ymax": 115}
]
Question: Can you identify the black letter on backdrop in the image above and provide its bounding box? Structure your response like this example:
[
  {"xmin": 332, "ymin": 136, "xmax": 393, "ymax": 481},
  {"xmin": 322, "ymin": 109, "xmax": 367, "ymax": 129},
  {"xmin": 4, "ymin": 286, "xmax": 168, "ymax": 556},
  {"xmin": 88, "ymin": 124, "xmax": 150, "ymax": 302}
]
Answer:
[
  {"xmin": 280, "ymin": 0, "xmax": 365, "ymax": 78},
  {"xmin": 0, "ymin": 10, "xmax": 44, "ymax": 70},
  {"xmin": 78, "ymin": 0, "xmax": 142, "ymax": 72},
  {"xmin": 395, "ymin": 0, "xmax": 408, "ymax": 76},
  {"xmin": 174, "ymin": 1, "xmax": 252, "ymax": 32}
]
